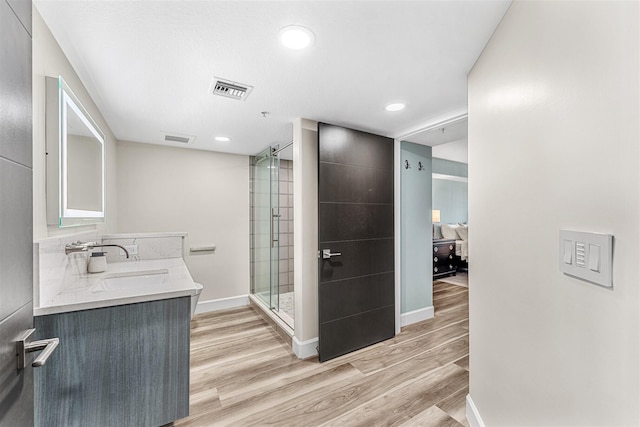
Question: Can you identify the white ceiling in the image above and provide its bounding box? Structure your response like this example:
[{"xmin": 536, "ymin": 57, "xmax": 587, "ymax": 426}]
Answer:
[
  {"xmin": 406, "ymin": 117, "xmax": 468, "ymax": 164},
  {"xmin": 34, "ymin": 1, "xmax": 511, "ymax": 157},
  {"xmin": 432, "ymin": 139, "xmax": 468, "ymax": 164}
]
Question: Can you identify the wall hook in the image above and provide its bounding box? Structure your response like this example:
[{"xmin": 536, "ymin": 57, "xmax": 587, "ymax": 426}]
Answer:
[{"xmin": 405, "ymin": 160, "xmax": 411, "ymax": 170}]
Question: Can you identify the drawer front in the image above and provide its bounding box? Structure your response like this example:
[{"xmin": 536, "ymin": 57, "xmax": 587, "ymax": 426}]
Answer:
[
  {"xmin": 433, "ymin": 262, "xmax": 456, "ymax": 275},
  {"xmin": 433, "ymin": 252, "xmax": 455, "ymax": 266},
  {"xmin": 433, "ymin": 240, "xmax": 456, "ymax": 276},
  {"xmin": 433, "ymin": 241, "xmax": 455, "ymax": 255}
]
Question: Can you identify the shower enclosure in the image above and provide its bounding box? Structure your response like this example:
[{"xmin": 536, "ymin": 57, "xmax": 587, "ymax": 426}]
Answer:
[{"xmin": 250, "ymin": 144, "xmax": 294, "ymax": 328}]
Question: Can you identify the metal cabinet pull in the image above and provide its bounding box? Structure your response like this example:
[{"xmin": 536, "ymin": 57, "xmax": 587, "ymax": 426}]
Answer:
[
  {"xmin": 322, "ymin": 249, "xmax": 342, "ymax": 259},
  {"xmin": 16, "ymin": 329, "xmax": 60, "ymax": 370}
]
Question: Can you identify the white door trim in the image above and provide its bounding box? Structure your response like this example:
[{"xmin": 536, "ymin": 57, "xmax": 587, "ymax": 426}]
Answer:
[
  {"xmin": 395, "ymin": 108, "xmax": 468, "ymax": 142},
  {"xmin": 394, "ymin": 139, "xmax": 401, "ymax": 334}
]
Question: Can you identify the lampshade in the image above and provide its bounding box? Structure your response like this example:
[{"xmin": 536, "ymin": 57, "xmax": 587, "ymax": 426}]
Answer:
[{"xmin": 432, "ymin": 210, "xmax": 441, "ymax": 223}]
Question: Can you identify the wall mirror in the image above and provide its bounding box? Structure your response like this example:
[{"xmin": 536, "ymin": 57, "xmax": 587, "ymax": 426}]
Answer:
[{"xmin": 46, "ymin": 76, "xmax": 105, "ymax": 227}]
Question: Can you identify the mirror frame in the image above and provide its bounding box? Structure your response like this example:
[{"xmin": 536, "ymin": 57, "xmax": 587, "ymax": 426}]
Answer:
[{"xmin": 46, "ymin": 75, "xmax": 105, "ymax": 227}]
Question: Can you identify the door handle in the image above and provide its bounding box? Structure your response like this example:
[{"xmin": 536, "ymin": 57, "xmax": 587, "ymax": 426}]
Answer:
[
  {"xmin": 322, "ymin": 249, "xmax": 342, "ymax": 260},
  {"xmin": 16, "ymin": 329, "xmax": 60, "ymax": 370}
]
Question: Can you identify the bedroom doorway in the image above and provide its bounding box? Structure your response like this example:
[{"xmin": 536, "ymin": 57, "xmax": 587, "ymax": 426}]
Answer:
[
  {"xmin": 400, "ymin": 115, "xmax": 469, "ymax": 290},
  {"xmin": 431, "ymin": 118, "xmax": 469, "ymax": 287}
]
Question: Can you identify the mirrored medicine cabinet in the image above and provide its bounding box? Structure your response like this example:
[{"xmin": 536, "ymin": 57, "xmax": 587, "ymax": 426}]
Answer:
[{"xmin": 46, "ymin": 76, "xmax": 105, "ymax": 227}]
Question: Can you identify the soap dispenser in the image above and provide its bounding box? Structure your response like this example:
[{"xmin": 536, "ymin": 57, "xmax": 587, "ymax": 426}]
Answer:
[{"xmin": 88, "ymin": 251, "xmax": 107, "ymax": 273}]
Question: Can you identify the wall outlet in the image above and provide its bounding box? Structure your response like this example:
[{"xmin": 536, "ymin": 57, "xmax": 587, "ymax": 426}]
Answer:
[{"xmin": 124, "ymin": 245, "xmax": 138, "ymax": 256}]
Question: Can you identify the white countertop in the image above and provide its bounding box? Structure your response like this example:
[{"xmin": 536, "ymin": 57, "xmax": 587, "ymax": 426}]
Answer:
[{"xmin": 34, "ymin": 258, "xmax": 197, "ymax": 316}]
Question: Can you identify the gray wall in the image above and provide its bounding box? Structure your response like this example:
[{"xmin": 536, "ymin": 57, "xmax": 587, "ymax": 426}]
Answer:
[
  {"xmin": 433, "ymin": 180, "xmax": 467, "ymax": 225},
  {"xmin": 432, "ymin": 158, "xmax": 468, "ymax": 178},
  {"xmin": 400, "ymin": 141, "xmax": 432, "ymax": 314},
  {"xmin": 433, "ymin": 158, "xmax": 468, "ymax": 236}
]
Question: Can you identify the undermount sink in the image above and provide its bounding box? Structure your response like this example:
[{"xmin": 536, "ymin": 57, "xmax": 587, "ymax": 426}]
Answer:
[{"xmin": 94, "ymin": 269, "xmax": 169, "ymax": 291}]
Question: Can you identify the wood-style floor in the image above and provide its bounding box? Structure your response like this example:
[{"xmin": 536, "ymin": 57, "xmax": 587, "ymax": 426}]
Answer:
[{"xmin": 175, "ymin": 281, "xmax": 469, "ymax": 427}]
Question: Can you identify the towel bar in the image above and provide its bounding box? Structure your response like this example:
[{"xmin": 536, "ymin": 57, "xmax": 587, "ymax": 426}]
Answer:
[{"xmin": 190, "ymin": 246, "xmax": 216, "ymax": 253}]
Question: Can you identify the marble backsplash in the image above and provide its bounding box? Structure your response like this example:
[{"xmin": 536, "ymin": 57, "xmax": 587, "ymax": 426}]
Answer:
[
  {"xmin": 101, "ymin": 232, "xmax": 186, "ymax": 262},
  {"xmin": 35, "ymin": 230, "xmax": 98, "ymax": 308}
]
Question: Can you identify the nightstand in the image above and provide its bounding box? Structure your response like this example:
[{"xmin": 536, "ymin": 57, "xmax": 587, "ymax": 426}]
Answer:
[{"xmin": 433, "ymin": 239, "xmax": 457, "ymax": 279}]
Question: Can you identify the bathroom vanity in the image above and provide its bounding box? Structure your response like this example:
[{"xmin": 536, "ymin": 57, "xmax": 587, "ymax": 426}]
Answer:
[
  {"xmin": 33, "ymin": 233, "xmax": 195, "ymax": 427},
  {"xmin": 35, "ymin": 297, "xmax": 190, "ymax": 426},
  {"xmin": 39, "ymin": 75, "xmax": 194, "ymax": 425}
]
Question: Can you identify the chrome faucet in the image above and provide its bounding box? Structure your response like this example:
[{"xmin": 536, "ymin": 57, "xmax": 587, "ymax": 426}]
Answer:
[{"xmin": 64, "ymin": 241, "xmax": 130, "ymax": 258}]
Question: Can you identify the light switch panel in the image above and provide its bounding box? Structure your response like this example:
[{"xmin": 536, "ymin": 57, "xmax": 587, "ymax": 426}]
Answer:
[
  {"xmin": 575, "ymin": 242, "xmax": 586, "ymax": 267},
  {"xmin": 588, "ymin": 244, "xmax": 600, "ymax": 272},
  {"xmin": 563, "ymin": 240, "xmax": 572, "ymax": 264},
  {"xmin": 559, "ymin": 230, "xmax": 613, "ymax": 288}
]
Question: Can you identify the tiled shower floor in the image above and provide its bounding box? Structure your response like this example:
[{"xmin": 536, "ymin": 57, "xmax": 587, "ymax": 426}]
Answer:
[
  {"xmin": 254, "ymin": 291, "xmax": 295, "ymax": 329},
  {"xmin": 277, "ymin": 291, "xmax": 294, "ymax": 328}
]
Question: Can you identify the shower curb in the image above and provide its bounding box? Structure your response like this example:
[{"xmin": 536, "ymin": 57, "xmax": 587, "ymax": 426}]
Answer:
[{"xmin": 248, "ymin": 295, "xmax": 294, "ymax": 350}]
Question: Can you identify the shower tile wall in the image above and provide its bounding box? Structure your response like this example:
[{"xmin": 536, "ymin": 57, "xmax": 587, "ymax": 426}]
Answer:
[
  {"xmin": 278, "ymin": 160, "xmax": 294, "ymax": 294},
  {"xmin": 249, "ymin": 157, "xmax": 294, "ymax": 296}
]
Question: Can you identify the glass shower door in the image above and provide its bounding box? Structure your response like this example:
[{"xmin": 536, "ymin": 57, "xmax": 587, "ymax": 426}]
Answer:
[{"xmin": 253, "ymin": 146, "xmax": 279, "ymax": 310}]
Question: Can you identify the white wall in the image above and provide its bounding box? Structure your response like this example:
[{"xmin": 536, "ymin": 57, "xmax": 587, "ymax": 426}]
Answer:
[
  {"xmin": 115, "ymin": 140, "xmax": 250, "ymax": 303},
  {"xmin": 293, "ymin": 118, "xmax": 318, "ymax": 347},
  {"xmin": 468, "ymin": 1, "xmax": 639, "ymax": 425},
  {"xmin": 32, "ymin": 7, "xmax": 118, "ymax": 240}
]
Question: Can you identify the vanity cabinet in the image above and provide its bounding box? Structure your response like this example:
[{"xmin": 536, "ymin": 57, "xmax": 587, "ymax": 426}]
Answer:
[
  {"xmin": 433, "ymin": 239, "xmax": 457, "ymax": 279},
  {"xmin": 34, "ymin": 297, "xmax": 190, "ymax": 427}
]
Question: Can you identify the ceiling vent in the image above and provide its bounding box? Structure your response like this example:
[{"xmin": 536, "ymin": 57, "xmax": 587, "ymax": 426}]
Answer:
[
  {"xmin": 161, "ymin": 132, "xmax": 196, "ymax": 144},
  {"xmin": 209, "ymin": 77, "xmax": 253, "ymax": 101}
]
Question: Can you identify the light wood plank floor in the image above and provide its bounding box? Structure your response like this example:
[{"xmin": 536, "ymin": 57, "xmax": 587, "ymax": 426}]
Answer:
[
  {"xmin": 436, "ymin": 272, "xmax": 468, "ymax": 288},
  {"xmin": 175, "ymin": 281, "xmax": 469, "ymax": 427}
]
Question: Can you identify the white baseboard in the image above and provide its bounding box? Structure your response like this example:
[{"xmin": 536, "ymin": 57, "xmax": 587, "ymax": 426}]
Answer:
[
  {"xmin": 466, "ymin": 394, "xmax": 486, "ymax": 427},
  {"xmin": 195, "ymin": 295, "xmax": 249, "ymax": 314},
  {"xmin": 293, "ymin": 336, "xmax": 318, "ymax": 359},
  {"xmin": 400, "ymin": 305, "xmax": 434, "ymax": 327}
]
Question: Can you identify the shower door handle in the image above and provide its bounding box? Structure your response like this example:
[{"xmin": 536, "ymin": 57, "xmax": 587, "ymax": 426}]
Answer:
[
  {"xmin": 271, "ymin": 208, "xmax": 281, "ymax": 248},
  {"xmin": 322, "ymin": 249, "xmax": 342, "ymax": 259}
]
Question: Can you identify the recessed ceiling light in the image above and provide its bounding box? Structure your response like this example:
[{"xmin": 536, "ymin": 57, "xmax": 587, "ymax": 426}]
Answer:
[
  {"xmin": 215, "ymin": 136, "xmax": 231, "ymax": 142},
  {"xmin": 279, "ymin": 25, "xmax": 315, "ymax": 50},
  {"xmin": 385, "ymin": 103, "xmax": 406, "ymax": 112}
]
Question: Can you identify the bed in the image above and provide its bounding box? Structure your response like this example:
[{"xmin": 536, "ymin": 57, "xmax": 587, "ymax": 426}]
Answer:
[{"xmin": 440, "ymin": 223, "xmax": 469, "ymax": 271}]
